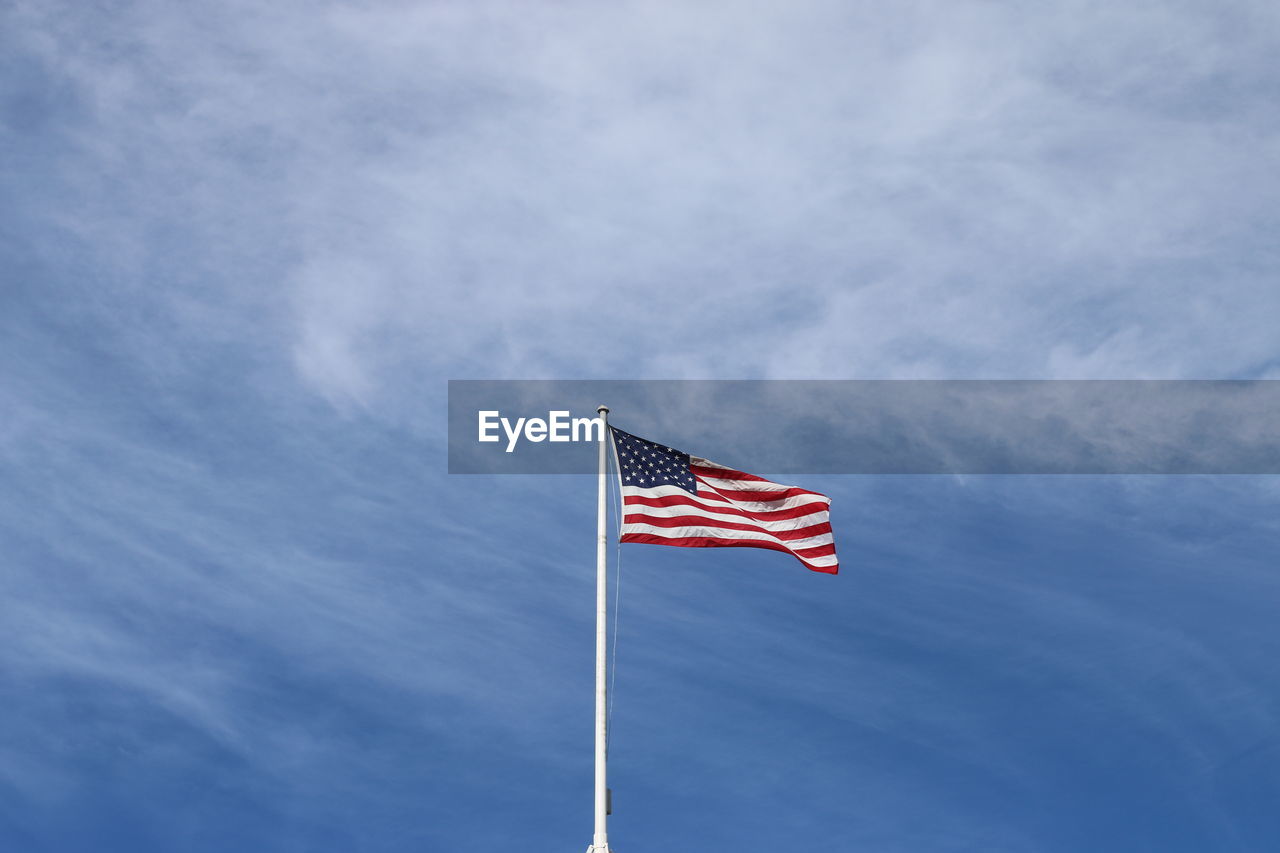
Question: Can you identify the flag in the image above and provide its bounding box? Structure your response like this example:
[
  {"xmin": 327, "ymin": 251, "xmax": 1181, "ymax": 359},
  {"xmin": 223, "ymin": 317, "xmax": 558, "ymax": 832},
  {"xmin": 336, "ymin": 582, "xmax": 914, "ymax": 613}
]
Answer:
[{"xmin": 610, "ymin": 426, "xmax": 838, "ymax": 574}]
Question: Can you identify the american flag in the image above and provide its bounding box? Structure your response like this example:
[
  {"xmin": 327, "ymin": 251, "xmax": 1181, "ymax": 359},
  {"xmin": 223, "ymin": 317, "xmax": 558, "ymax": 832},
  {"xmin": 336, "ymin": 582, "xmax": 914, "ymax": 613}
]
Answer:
[{"xmin": 611, "ymin": 427, "xmax": 838, "ymax": 574}]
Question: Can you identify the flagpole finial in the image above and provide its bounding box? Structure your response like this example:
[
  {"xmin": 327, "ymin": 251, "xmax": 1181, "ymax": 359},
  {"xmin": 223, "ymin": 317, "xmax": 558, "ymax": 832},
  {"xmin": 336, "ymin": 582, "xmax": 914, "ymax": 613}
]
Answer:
[{"xmin": 597, "ymin": 404, "xmax": 609, "ymax": 415}]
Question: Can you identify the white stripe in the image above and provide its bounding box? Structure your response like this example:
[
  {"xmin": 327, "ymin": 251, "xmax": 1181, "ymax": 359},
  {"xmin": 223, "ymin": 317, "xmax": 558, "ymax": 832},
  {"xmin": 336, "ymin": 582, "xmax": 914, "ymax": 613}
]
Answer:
[
  {"xmin": 623, "ymin": 523, "xmax": 838, "ymax": 569},
  {"xmin": 624, "ymin": 499, "xmax": 831, "ymax": 533},
  {"xmin": 689, "ymin": 461, "xmax": 806, "ymax": 490},
  {"xmin": 621, "ymin": 521, "xmax": 835, "ymax": 552},
  {"xmin": 622, "ymin": 483, "xmax": 830, "ymax": 514},
  {"xmin": 694, "ymin": 473, "xmax": 794, "ymax": 493},
  {"xmin": 695, "ymin": 487, "xmax": 830, "ymax": 513},
  {"xmin": 779, "ymin": 551, "xmax": 839, "ymax": 568}
]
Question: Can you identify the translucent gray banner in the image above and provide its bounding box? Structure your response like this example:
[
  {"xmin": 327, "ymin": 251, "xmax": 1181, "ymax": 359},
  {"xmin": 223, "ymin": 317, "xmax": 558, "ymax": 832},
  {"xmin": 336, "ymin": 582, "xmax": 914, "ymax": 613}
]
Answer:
[{"xmin": 447, "ymin": 380, "xmax": 1280, "ymax": 474}]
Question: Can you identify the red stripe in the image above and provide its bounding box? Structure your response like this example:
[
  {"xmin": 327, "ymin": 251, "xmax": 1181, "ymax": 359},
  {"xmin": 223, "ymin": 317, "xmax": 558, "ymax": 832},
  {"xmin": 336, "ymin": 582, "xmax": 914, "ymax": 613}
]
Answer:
[
  {"xmin": 622, "ymin": 493, "xmax": 830, "ymax": 522},
  {"xmin": 624, "ymin": 513, "xmax": 832, "ymax": 542},
  {"xmin": 620, "ymin": 533, "xmax": 838, "ymax": 574},
  {"xmin": 790, "ymin": 542, "xmax": 838, "ymax": 558},
  {"xmin": 622, "ymin": 487, "xmax": 732, "ymax": 505},
  {"xmin": 689, "ymin": 464, "xmax": 775, "ymax": 483},
  {"xmin": 691, "ymin": 463, "xmax": 827, "ymax": 496},
  {"xmin": 693, "ymin": 479, "xmax": 824, "ymax": 503}
]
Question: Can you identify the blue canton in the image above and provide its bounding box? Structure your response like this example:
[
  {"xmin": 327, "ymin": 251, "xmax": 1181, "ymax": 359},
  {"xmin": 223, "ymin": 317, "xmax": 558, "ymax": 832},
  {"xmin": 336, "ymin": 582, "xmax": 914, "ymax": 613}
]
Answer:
[{"xmin": 611, "ymin": 427, "xmax": 697, "ymax": 494}]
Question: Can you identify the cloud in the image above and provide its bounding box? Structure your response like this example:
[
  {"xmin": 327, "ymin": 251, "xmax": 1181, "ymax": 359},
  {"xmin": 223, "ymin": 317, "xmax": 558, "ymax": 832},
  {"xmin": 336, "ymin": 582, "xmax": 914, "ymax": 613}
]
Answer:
[{"xmin": 7, "ymin": 0, "xmax": 1279, "ymax": 409}]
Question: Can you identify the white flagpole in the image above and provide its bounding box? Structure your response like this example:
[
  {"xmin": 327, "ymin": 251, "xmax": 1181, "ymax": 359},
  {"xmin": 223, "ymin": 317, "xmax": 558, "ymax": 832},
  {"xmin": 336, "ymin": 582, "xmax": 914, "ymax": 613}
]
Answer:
[{"xmin": 591, "ymin": 404, "xmax": 611, "ymax": 853}]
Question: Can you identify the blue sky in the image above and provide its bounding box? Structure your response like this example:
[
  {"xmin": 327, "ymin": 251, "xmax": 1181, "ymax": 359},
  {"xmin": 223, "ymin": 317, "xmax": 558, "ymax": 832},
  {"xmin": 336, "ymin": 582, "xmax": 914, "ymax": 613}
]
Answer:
[{"xmin": 3, "ymin": 1, "xmax": 1280, "ymax": 851}]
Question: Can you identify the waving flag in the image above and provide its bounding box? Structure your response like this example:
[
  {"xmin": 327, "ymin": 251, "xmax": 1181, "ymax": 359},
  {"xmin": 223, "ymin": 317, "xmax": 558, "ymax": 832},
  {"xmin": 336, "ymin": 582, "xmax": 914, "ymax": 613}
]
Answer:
[{"xmin": 611, "ymin": 427, "xmax": 838, "ymax": 574}]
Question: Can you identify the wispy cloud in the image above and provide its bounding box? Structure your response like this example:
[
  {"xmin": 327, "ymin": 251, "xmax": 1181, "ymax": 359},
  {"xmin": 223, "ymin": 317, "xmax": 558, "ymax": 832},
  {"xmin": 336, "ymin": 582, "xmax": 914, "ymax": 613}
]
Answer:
[{"xmin": 7, "ymin": 0, "xmax": 1279, "ymax": 404}]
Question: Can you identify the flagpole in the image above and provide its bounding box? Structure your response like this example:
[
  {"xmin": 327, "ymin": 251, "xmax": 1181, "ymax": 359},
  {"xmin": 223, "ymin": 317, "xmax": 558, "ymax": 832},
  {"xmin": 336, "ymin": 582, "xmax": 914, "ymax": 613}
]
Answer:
[{"xmin": 591, "ymin": 404, "xmax": 611, "ymax": 853}]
